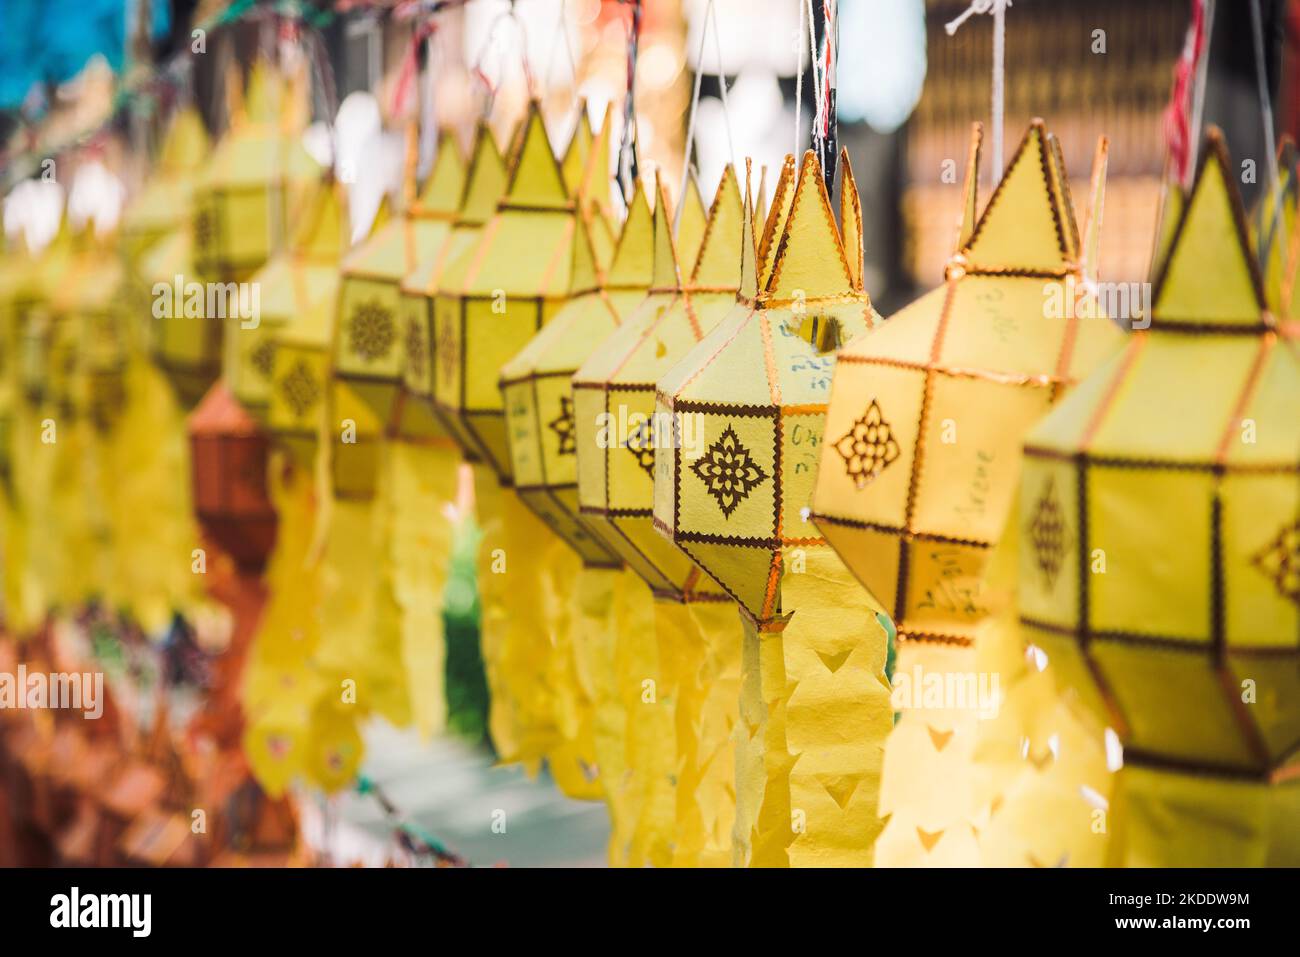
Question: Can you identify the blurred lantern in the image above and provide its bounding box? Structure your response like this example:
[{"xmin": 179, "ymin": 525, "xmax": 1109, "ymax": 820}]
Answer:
[
  {"xmin": 399, "ymin": 124, "xmax": 507, "ymax": 439},
  {"xmin": 808, "ymin": 122, "xmax": 1125, "ymax": 866},
  {"xmin": 1017, "ymin": 130, "xmax": 1300, "ymax": 866},
  {"xmin": 226, "ymin": 177, "xmax": 346, "ymax": 421},
  {"xmin": 571, "ymin": 163, "xmax": 746, "ymax": 867},
  {"xmin": 499, "ymin": 109, "xmax": 623, "ymax": 568},
  {"xmin": 335, "ymin": 130, "xmax": 465, "ymax": 436},
  {"xmin": 143, "ymin": 229, "xmax": 222, "ymax": 408},
  {"xmin": 654, "ymin": 149, "xmax": 891, "ymax": 867},
  {"xmin": 120, "ymin": 106, "xmax": 210, "ymax": 263},
  {"xmin": 188, "ymin": 381, "xmax": 278, "ymax": 572},
  {"xmin": 192, "ymin": 60, "xmax": 319, "ymax": 283},
  {"xmin": 433, "ymin": 101, "xmax": 575, "ymax": 478}
]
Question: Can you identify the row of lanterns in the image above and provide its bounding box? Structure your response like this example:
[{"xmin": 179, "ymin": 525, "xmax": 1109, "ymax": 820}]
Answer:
[{"xmin": 2, "ymin": 45, "xmax": 1297, "ymax": 867}]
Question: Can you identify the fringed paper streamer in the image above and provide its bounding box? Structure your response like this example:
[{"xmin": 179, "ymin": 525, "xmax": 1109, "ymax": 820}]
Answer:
[
  {"xmin": 388, "ymin": 440, "xmax": 460, "ymax": 740},
  {"xmin": 473, "ymin": 467, "xmax": 558, "ymax": 771},
  {"xmin": 243, "ymin": 454, "xmax": 321, "ymax": 797},
  {"xmin": 547, "ymin": 563, "xmax": 612, "ymax": 801},
  {"xmin": 734, "ymin": 550, "xmax": 891, "ymax": 867},
  {"xmin": 676, "ymin": 598, "xmax": 742, "ymax": 867}
]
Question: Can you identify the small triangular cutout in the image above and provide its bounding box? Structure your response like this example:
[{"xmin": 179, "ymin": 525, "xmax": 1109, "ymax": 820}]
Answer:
[
  {"xmin": 817, "ymin": 648, "xmax": 852, "ymax": 674},
  {"xmin": 690, "ymin": 164, "xmax": 743, "ymax": 289},
  {"xmin": 505, "ymin": 102, "xmax": 569, "ymax": 210},
  {"xmin": 819, "ymin": 774, "xmax": 861, "ymax": 810},
  {"xmin": 607, "ymin": 180, "xmax": 655, "ymax": 288},
  {"xmin": 1153, "ymin": 127, "xmax": 1266, "ymax": 325},
  {"xmin": 927, "ymin": 726, "xmax": 954, "ymax": 751},
  {"xmin": 459, "ymin": 124, "xmax": 508, "ymax": 225},
  {"xmin": 962, "ymin": 120, "xmax": 1074, "ymax": 272},
  {"xmin": 766, "ymin": 150, "xmax": 854, "ymax": 300},
  {"xmin": 416, "ymin": 133, "xmax": 467, "ymax": 216},
  {"xmin": 916, "ymin": 826, "xmax": 944, "ymax": 852}
]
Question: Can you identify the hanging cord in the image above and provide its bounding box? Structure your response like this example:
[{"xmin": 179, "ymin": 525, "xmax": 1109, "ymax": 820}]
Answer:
[
  {"xmin": 676, "ymin": 0, "xmax": 735, "ymax": 233},
  {"xmin": 1250, "ymin": 0, "xmax": 1288, "ymax": 275},
  {"xmin": 541, "ymin": 0, "xmax": 581, "ymax": 100},
  {"xmin": 818, "ymin": 0, "xmax": 839, "ymax": 189},
  {"xmin": 795, "ymin": 0, "xmax": 825, "ymax": 157},
  {"xmin": 471, "ymin": 1, "xmax": 537, "ymax": 121},
  {"xmin": 946, "ymin": 0, "xmax": 1010, "ymax": 186},
  {"xmin": 616, "ymin": 0, "xmax": 644, "ymax": 201}
]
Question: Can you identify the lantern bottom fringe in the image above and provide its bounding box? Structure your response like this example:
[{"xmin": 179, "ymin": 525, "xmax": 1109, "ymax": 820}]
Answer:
[{"xmin": 734, "ymin": 550, "xmax": 892, "ymax": 867}]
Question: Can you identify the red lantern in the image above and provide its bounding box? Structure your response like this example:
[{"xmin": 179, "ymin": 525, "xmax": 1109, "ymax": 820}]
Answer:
[{"xmin": 188, "ymin": 382, "xmax": 278, "ymax": 571}]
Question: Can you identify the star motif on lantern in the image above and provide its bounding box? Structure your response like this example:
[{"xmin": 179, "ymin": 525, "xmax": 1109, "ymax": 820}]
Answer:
[
  {"xmin": 279, "ymin": 360, "xmax": 320, "ymax": 418},
  {"xmin": 834, "ymin": 399, "xmax": 899, "ymax": 489},
  {"xmin": 624, "ymin": 417, "xmax": 656, "ymax": 478},
  {"xmin": 691, "ymin": 424, "xmax": 769, "ymax": 518},
  {"xmin": 1252, "ymin": 519, "xmax": 1300, "ymax": 606},
  {"xmin": 405, "ymin": 313, "xmax": 426, "ymax": 378},
  {"xmin": 1027, "ymin": 475, "xmax": 1069, "ymax": 591},
  {"xmin": 348, "ymin": 299, "xmax": 396, "ymax": 361},
  {"xmin": 250, "ymin": 339, "xmax": 277, "ymax": 378},
  {"xmin": 548, "ymin": 396, "xmax": 576, "ymax": 455}
]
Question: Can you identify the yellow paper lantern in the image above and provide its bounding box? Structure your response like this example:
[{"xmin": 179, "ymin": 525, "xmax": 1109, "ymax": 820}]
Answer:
[
  {"xmin": 225, "ymin": 178, "xmax": 345, "ymax": 422},
  {"xmin": 399, "ymin": 125, "xmax": 507, "ymax": 442},
  {"xmin": 192, "ymin": 61, "xmax": 319, "ymax": 283},
  {"xmin": 433, "ymin": 102, "xmax": 575, "ymax": 478},
  {"xmin": 121, "ymin": 106, "xmax": 210, "ymax": 263},
  {"xmin": 807, "ymin": 122, "xmax": 1126, "ymax": 866},
  {"xmin": 569, "ymin": 167, "xmax": 745, "ymax": 865},
  {"xmin": 1017, "ymin": 129, "xmax": 1300, "ymax": 866},
  {"xmin": 654, "ymin": 149, "xmax": 892, "ymax": 867}
]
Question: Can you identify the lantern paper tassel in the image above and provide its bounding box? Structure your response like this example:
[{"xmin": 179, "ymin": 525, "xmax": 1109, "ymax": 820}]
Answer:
[
  {"xmin": 655, "ymin": 148, "xmax": 889, "ymax": 866},
  {"xmin": 1014, "ymin": 129, "xmax": 1300, "ymax": 866},
  {"xmin": 473, "ymin": 471, "xmax": 556, "ymax": 771},
  {"xmin": 243, "ymin": 454, "xmax": 321, "ymax": 797},
  {"xmin": 572, "ymin": 165, "xmax": 746, "ymax": 864}
]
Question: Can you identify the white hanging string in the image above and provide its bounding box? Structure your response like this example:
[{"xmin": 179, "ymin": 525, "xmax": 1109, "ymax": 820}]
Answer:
[
  {"xmin": 794, "ymin": 0, "xmax": 804, "ymax": 157},
  {"xmin": 1249, "ymin": 0, "xmax": 1287, "ymax": 275},
  {"xmin": 946, "ymin": 0, "xmax": 1010, "ymax": 186},
  {"xmin": 676, "ymin": 0, "xmax": 735, "ymax": 233}
]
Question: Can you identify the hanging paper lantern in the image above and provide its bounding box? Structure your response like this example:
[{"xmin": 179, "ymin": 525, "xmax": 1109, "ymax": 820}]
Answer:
[
  {"xmin": 143, "ymin": 229, "xmax": 222, "ymax": 408},
  {"xmin": 433, "ymin": 102, "xmax": 576, "ymax": 479},
  {"xmin": 225, "ymin": 178, "xmax": 346, "ymax": 422},
  {"xmin": 574, "ymin": 168, "xmax": 740, "ymax": 601},
  {"xmin": 188, "ymin": 381, "xmax": 277, "ymax": 571},
  {"xmin": 334, "ymin": 134, "xmax": 464, "ymax": 434},
  {"xmin": 806, "ymin": 122, "xmax": 1125, "ymax": 866},
  {"xmin": 810, "ymin": 121, "xmax": 1124, "ymax": 647},
  {"xmin": 1016, "ymin": 130, "xmax": 1300, "ymax": 866},
  {"xmin": 191, "ymin": 61, "xmax": 318, "ymax": 283},
  {"xmin": 120, "ymin": 105, "xmax": 210, "ymax": 263},
  {"xmin": 399, "ymin": 124, "xmax": 507, "ymax": 442},
  {"xmin": 654, "ymin": 149, "xmax": 892, "ymax": 867},
  {"xmin": 498, "ymin": 112, "xmax": 628, "ymax": 566},
  {"xmin": 567, "ymin": 165, "xmax": 747, "ymax": 867}
]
